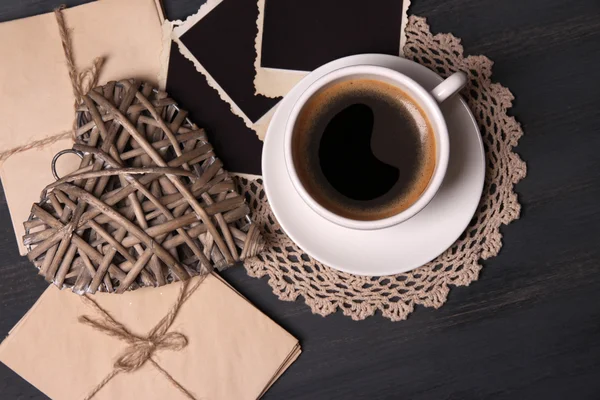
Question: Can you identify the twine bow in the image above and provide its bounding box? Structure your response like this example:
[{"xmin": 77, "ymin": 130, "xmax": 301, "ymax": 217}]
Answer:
[
  {"xmin": 80, "ymin": 314, "xmax": 188, "ymax": 373},
  {"xmin": 112, "ymin": 332, "xmax": 188, "ymax": 373},
  {"xmin": 79, "ymin": 277, "xmax": 207, "ymax": 400}
]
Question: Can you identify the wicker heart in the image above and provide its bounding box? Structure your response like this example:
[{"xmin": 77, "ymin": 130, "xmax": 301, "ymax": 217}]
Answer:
[{"xmin": 23, "ymin": 80, "xmax": 263, "ymax": 294}]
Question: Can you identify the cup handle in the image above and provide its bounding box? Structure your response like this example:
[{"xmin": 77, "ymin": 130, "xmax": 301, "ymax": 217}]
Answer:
[{"xmin": 430, "ymin": 72, "xmax": 468, "ymax": 103}]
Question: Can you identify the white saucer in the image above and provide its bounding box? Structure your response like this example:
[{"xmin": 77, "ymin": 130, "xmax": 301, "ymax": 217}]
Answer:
[{"xmin": 262, "ymin": 54, "xmax": 485, "ymax": 276}]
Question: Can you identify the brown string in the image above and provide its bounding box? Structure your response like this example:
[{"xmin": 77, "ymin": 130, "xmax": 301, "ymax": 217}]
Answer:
[
  {"xmin": 0, "ymin": 5, "xmax": 103, "ymax": 162},
  {"xmin": 0, "ymin": 131, "xmax": 72, "ymax": 162},
  {"xmin": 53, "ymin": 5, "xmax": 104, "ymax": 140},
  {"xmin": 79, "ymin": 275, "xmax": 210, "ymax": 400}
]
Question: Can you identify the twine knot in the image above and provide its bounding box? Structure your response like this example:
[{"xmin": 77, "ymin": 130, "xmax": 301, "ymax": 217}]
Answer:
[{"xmin": 113, "ymin": 332, "xmax": 188, "ymax": 373}]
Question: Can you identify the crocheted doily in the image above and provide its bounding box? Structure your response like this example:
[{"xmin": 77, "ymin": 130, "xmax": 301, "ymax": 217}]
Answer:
[{"xmin": 238, "ymin": 16, "xmax": 526, "ymax": 321}]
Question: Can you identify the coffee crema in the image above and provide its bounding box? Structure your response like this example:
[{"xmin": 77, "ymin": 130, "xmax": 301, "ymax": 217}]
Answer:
[{"xmin": 292, "ymin": 78, "xmax": 436, "ymax": 221}]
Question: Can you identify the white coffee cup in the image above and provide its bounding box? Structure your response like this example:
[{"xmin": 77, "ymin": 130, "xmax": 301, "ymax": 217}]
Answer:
[{"xmin": 283, "ymin": 65, "xmax": 467, "ymax": 230}]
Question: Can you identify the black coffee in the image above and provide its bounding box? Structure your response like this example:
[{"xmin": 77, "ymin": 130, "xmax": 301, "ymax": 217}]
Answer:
[{"xmin": 292, "ymin": 78, "xmax": 436, "ymax": 221}]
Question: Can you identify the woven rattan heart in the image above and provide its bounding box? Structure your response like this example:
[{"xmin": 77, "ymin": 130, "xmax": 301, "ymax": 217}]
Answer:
[{"xmin": 23, "ymin": 80, "xmax": 263, "ymax": 294}]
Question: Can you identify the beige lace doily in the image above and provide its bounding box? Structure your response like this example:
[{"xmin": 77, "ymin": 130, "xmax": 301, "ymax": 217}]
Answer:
[{"xmin": 238, "ymin": 16, "xmax": 526, "ymax": 321}]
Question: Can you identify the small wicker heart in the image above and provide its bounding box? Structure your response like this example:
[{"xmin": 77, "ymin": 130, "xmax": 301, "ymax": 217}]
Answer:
[{"xmin": 23, "ymin": 79, "xmax": 263, "ymax": 294}]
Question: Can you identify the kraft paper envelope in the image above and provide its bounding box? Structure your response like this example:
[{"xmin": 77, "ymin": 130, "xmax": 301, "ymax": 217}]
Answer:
[
  {"xmin": 0, "ymin": 274, "xmax": 301, "ymax": 400},
  {"xmin": 0, "ymin": 0, "xmax": 164, "ymax": 255}
]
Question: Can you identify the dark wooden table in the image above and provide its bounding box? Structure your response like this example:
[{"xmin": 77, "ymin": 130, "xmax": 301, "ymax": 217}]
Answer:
[{"xmin": 2, "ymin": 0, "xmax": 600, "ymax": 399}]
